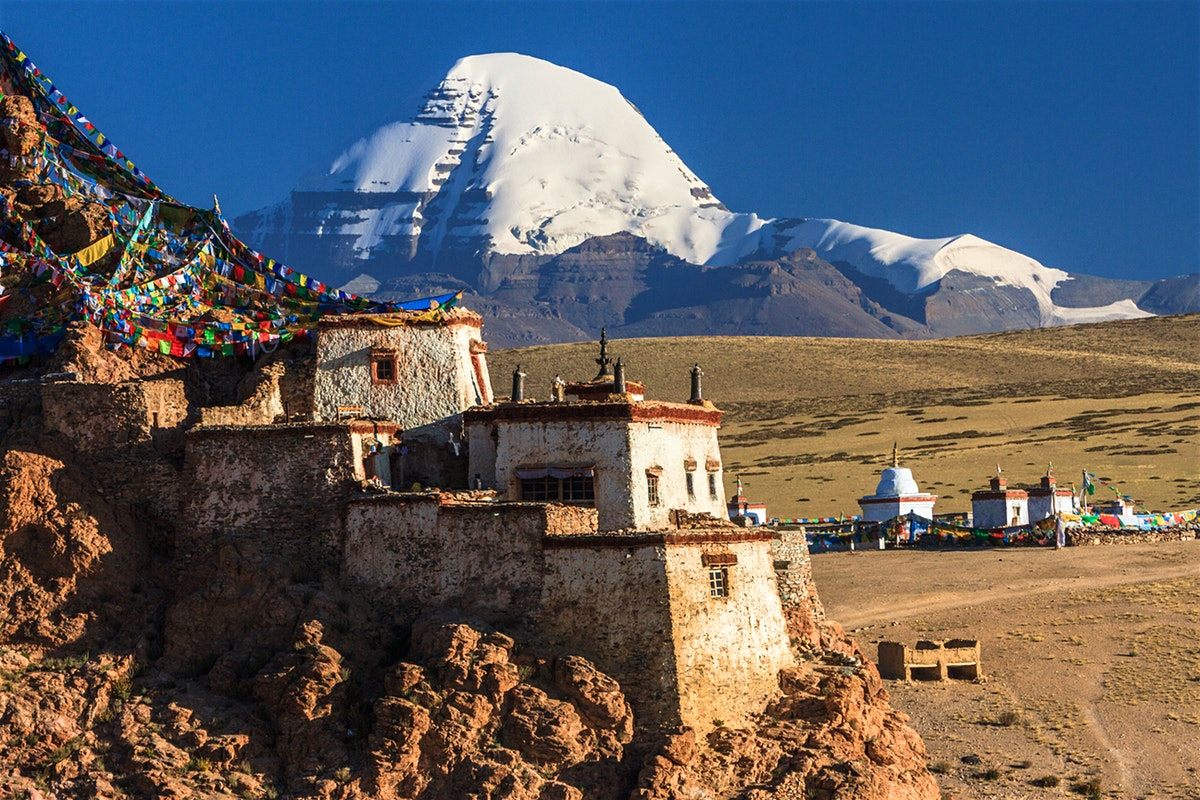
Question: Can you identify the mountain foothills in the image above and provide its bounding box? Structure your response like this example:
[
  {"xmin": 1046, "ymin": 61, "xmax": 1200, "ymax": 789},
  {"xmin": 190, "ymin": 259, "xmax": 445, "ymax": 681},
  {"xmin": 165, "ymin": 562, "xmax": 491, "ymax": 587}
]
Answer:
[{"xmin": 235, "ymin": 53, "xmax": 1196, "ymax": 348}]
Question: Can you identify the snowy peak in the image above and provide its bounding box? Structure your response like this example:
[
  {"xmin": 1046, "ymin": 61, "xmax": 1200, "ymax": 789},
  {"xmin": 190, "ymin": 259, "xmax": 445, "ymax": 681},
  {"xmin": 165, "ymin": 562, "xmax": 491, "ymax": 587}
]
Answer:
[
  {"xmin": 295, "ymin": 52, "xmax": 742, "ymax": 261},
  {"xmin": 235, "ymin": 53, "xmax": 1166, "ymax": 338}
]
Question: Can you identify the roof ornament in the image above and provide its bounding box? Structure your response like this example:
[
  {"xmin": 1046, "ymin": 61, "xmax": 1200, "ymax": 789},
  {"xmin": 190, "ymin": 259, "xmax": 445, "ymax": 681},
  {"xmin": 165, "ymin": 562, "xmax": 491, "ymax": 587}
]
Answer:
[
  {"xmin": 614, "ymin": 358, "xmax": 626, "ymax": 394},
  {"xmin": 594, "ymin": 327, "xmax": 613, "ymax": 379},
  {"xmin": 689, "ymin": 363, "xmax": 703, "ymax": 404},
  {"xmin": 551, "ymin": 374, "xmax": 566, "ymax": 402},
  {"xmin": 511, "ymin": 364, "xmax": 526, "ymax": 402},
  {"xmin": 892, "ymin": 442, "xmax": 899, "ymax": 468}
]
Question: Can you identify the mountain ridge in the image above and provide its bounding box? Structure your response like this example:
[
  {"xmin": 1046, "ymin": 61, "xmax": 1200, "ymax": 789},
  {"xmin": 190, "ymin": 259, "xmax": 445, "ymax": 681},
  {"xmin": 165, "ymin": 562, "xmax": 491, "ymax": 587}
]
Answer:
[{"xmin": 234, "ymin": 51, "xmax": 1193, "ymax": 347}]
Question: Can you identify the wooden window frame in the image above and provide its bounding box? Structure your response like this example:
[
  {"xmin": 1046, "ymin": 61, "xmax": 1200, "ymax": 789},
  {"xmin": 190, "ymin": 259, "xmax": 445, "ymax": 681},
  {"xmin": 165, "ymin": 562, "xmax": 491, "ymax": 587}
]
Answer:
[{"xmin": 371, "ymin": 349, "xmax": 399, "ymax": 385}]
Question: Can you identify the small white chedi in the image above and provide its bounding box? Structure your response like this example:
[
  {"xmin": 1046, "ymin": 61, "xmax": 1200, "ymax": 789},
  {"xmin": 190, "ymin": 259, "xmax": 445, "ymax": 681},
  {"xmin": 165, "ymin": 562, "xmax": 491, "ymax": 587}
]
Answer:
[{"xmin": 857, "ymin": 444, "xmax": 937, "ymax": 522}]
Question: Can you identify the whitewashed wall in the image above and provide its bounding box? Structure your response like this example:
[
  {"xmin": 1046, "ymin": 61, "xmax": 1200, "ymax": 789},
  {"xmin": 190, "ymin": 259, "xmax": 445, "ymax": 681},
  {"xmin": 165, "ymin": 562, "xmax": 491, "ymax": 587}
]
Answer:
[
  {"xmin": 663, "ymin": 539, "xmax": 794, "ymax": 732},
  {"xmin": 973, "ymin": 496, "xmax": 1029, "ymax": 529},
  {"xmin": 467, "ymin": 411, "xmax": 726, "ymax": 531},
  {"xmin": 313, "ymin": 314, "xmax": 488, "ymax": 426},
  {"xmin": 627, "ymin": 419, "xmax": 725, "ymax": 529}
]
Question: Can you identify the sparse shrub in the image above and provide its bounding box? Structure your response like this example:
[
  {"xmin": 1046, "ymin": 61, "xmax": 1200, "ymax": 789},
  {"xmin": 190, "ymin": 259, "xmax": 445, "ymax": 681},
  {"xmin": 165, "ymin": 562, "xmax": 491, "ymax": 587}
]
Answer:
[
  {"xmin": 333, "ymin": 766, "xmax": 352, "ymax": 783},
  {"xmin": 974, "ymin": 767, "xmax": 1002, "ymax": 781},
  {"xmin": 1032, "ymin": 775, "xmax": 1061, "ymax": 787},
  {"xmin": 1072, "ymin": 776, "xmax": 1102, "ymax": 799},
  {"xmin": 111, "ymin": 675, "xmax": 132, "ymax": 701},
  {"xmin": 1014, "ymin": 759, "xmax": 1033, "ymax": 769},
  {"xmin": 997, "ymin": 709, "xmax": 1021, "ymax": 727},
  {"xmin": 929, "ymin": 760, "xmax": 952, "ymax": 774},
  {"xmin": 186, "ymin": 755, "xmax": 212, "ymax": 773}
]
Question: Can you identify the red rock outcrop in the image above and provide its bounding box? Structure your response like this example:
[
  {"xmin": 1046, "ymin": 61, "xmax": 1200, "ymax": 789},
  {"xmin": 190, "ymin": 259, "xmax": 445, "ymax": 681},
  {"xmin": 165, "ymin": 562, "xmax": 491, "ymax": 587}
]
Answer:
[{"xmin": 0, "ymin": 341, "xmax": 939, "ymax": 799}]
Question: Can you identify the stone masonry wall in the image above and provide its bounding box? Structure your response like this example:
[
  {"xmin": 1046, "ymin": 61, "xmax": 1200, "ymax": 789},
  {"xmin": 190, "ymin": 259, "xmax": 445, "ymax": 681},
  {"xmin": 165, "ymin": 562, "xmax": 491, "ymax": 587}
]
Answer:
[
  {"xmin": 663, "ymin": 536, "xmax": 794, "ymax": 733},
  {"xmin": 313, "ymin": 315, "xmax": 485, "ymax": 426},
  {"xmin": 770, "ymin": 529, "xmax": 826, "ymax": 649},
  {"xmin": 340, "ymin": 498, "xmax": 555, "ymax": 624},
  {"xmin": 41, "ymin": 377, "xmax": 189, "ymax": 453},
  {"xmin": 538, "ymin": 541, "xmax": 681, "ymax": 736},
  {"xmin": 1067, "ymin": 526, "xmax": 1197, "ymax": 546},
  {"xmin": 176, "ymin": 424, "xmax": 357, "ymax": 592}
]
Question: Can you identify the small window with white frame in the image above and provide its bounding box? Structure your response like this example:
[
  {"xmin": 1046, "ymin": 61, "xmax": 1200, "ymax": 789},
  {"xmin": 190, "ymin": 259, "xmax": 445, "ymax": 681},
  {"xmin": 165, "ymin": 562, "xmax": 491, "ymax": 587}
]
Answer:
[{"xmin": 708, "ymin": 566, "xmax": 728, "ymax": 598}]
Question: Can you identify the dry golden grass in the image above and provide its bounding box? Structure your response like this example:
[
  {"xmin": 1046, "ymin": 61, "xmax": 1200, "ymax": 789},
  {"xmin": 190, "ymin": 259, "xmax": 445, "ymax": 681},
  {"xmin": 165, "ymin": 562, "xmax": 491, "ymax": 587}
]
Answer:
[{"xmin": 489, "ymin": 314, "xmax": 1200, "ymax": 519}]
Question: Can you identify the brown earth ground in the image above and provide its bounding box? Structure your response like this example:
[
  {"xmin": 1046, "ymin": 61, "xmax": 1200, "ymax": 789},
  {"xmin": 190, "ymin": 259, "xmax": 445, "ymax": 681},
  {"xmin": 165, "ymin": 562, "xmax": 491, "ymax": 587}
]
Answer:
[
  {"xmin": 812, "ymin": 541, "xmax": 1200, "ymax": 800},
  {"xmin": 490, "ymin": 314, "xmax": 1200, "ymax": 519}
]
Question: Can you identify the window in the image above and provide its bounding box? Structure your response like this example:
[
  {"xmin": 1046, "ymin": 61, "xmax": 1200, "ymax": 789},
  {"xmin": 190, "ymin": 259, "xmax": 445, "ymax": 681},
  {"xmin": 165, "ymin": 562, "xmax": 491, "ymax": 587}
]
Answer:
[
  {"xmin": 708, "ymin": 473, "xmax": 718, "ymax": 499},
  {"xmin": 647, "ymin": 474, "xmax": 660, "ymax": 506},
  {"xmin": 708, "ymin": 567, "xmax": 728, "ymax": 598},
  {"xmin": 561, "ymin": 474, "xmax": 595, "ymax": 504},
  {"xmin": 517, "ymin": 467, "xmax": 595, "ymax": 505},
  {"xmin": 685, "ymin": 471, "xmax": 695, "ymax": 498},
  {"xmin": 371, "ymin": 349, "xmax": 399, "ymax": 385}
]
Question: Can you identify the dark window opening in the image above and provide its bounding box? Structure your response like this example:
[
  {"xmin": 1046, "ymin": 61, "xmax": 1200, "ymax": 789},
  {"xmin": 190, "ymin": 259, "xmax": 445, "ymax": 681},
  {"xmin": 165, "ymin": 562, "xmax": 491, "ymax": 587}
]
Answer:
[
  {"xmin": 686, "ymin": 471, "xmax": 695, "ymax": 498},
  {"xmin": 371, "ymin": 350, "xmax": 399, "ymax": 385},
  {"xmin": 647, "ymin": 474, "xmax": 660, "ymax": 506},
  {"xmin": 521, "ymin": 474, "xmax": 595, "ymax": 505},
  {"xmin": 708, "ymin": 473, "xmax": 718, "ymax": 499}
]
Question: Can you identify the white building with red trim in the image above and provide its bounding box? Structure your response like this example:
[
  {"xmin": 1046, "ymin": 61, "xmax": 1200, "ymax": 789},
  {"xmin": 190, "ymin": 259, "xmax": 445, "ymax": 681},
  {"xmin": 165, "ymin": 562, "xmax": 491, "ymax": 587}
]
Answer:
[
  {"xmin": 971, "ymin": 472, "xmax": 1029, "ymax": 529},
  {"xmin": 1027, "ymin": 468, "xmax": 1075, "ymax": 521}
]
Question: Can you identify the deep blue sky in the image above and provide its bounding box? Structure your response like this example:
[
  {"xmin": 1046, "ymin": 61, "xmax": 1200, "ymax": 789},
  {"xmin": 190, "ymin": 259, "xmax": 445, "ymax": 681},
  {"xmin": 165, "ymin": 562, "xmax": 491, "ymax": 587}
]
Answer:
[{"xmin": 2, "ymin": 1, "xmax": 1196, "ymax": 281}]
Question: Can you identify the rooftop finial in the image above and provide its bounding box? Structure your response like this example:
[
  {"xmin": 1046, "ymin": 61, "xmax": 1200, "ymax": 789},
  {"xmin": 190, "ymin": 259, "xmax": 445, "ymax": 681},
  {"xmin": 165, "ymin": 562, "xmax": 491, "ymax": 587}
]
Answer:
[
  {"xmin": 614, "ymin": 357, "xmax": 626, "ymax": 394},
  {"xmin": 689, "ymin": 363, "xmax": 703, "ymax": 404},
  {"xmin": 892, "ymin": 442, "xmax": 899, "ymax": 468},
  {"xmin": 594, "ymin": 327, "xmax": 613, "ymax": 379},
  {"xmin": 511, "ymin": 364, "xmax": 526, "ymax": 402}
]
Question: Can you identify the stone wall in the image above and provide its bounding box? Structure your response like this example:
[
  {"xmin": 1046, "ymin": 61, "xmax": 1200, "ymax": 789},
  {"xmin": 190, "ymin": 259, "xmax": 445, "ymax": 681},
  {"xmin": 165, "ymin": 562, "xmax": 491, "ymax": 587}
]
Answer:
[
  {"xmin": 176, "ymin": 424, "xmax": 357, "ymax": 589},
  {"xmin": 486, "ymin": 417, "xmax": 635, "ymax": 532},
  {"xmin": 1067, "ymin": 526, "xmax": 1197, "ymax": 546},
  {"xmin": 41, "ymin": 377, "xmax": 189, "ymax": 453},
  {"xmin": 340, "ymin": 497, "xmax": 567, "ymax": 623},
  {"xmin": 312, "ymin": 311, "xmax": 488, "ymax": 426},
  {"xmin": 770, "ymin": 529, "xmax": 826, "ymax": 648},
  {"xmin": 538, "ymin": 539, "xmax": 681, "ymax": 735},
  {"xmin": 469, "ymin": 408, "xmax": 725, "ymax": 532},
  {"xmin": 539, "ymin": 530, "xmax": 792, "ymax": 736},
  {"xmin": 627, "ymin": 418, "xmax": 725, "ymax": 530},
  {"xmin": 663, "ymin": 535, "xmax": 794, "ymax": 732}
]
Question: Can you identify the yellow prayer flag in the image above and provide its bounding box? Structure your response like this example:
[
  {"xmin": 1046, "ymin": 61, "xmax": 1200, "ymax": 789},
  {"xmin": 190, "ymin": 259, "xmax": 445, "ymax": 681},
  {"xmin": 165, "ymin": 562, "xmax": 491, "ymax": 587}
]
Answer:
[{"xmin": 72, "ymin": 234, "xmax": 115, "ymax": 267}]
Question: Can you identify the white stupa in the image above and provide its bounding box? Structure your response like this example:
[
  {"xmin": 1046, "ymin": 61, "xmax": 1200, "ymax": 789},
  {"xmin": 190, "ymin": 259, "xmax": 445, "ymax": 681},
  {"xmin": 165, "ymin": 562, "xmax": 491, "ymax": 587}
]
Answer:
[{"xmin": 858, "ymin": 445, "xmax": 937, "ymax": 522}]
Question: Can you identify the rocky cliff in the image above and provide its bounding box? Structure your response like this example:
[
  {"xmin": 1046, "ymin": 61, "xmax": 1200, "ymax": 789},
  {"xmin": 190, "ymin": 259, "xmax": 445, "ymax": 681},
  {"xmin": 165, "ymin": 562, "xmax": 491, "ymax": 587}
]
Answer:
[{"xmin": 0, "ymin": 326, "xmax": 939, "ymax": 800}]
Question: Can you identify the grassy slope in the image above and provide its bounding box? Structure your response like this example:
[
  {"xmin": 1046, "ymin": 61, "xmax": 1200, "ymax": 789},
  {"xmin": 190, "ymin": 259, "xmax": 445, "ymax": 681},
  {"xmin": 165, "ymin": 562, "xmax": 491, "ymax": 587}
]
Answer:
[{"xmin": 488, "ymin": 314, "xmax": 1200, "ymax": 519}]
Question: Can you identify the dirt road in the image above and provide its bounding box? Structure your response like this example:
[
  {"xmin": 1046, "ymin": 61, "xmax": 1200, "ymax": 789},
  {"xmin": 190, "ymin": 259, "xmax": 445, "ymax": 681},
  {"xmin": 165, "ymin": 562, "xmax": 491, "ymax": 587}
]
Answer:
[{"xmin": 811, "ymin": 540, "xmax": 1200, "ymax": 800}]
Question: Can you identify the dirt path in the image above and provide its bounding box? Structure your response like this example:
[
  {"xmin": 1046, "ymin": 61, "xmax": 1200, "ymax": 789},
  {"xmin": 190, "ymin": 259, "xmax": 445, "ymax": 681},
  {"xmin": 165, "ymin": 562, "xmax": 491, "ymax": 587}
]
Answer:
[
  {"xmin": 825, "ymin": 551, "xmax": 1200, "ymax": 629},
  {"xmin": 811, "ymin": 540, "xmax": 1200, "ymax": 800}
]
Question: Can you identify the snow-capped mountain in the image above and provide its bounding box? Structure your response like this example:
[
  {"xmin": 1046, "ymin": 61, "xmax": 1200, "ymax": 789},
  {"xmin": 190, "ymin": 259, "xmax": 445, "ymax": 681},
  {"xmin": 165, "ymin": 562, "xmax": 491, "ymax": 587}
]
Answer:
[{"xmin": 235, "ymin": 53, "xmax": 1185, "ymax": 346}]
